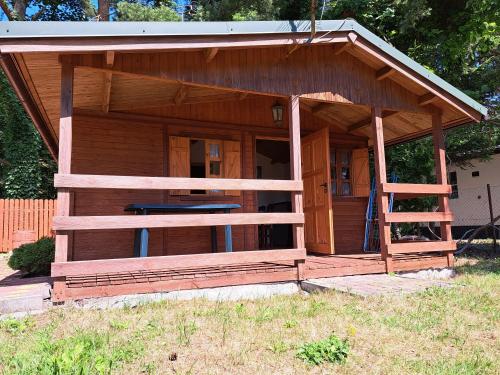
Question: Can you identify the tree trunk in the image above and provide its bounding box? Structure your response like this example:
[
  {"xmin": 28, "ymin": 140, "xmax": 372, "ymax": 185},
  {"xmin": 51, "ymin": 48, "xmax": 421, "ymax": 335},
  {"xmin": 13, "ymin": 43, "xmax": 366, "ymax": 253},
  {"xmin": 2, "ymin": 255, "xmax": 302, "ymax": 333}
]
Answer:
[
  {"xmin": 13, "ymin": 0, "xmax": 27, "ymax": 20},
  {"xmin": 98, "ymin": 0, "xmax": 109, "ymax": 21}
]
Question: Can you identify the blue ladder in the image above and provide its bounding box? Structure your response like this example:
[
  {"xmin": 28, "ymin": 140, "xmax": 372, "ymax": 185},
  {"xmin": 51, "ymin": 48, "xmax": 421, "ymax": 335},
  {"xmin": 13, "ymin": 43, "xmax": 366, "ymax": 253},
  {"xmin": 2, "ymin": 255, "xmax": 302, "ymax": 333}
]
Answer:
[{"xmin": 363, "ymin": 172, "xmax": 398, "ymax": 252}]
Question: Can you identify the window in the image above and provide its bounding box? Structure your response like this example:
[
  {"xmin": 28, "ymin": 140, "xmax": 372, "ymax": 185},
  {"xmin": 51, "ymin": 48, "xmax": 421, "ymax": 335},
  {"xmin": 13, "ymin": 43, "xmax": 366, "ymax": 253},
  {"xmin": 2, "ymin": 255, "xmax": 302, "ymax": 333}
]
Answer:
[
  {"xmin": 169, "ymin": 136, "xmax": 241, "ymax": 197},
  {"xmin": 330, "ymin": 149, "xmax": 352, "ymax": 196},
  {"xmin": 449, "ymin": 171, "xmax": 458, "ymax": 199},
  {"xmin": 472, "ymin": 171, "xmax": 480, "ymax": 177}
]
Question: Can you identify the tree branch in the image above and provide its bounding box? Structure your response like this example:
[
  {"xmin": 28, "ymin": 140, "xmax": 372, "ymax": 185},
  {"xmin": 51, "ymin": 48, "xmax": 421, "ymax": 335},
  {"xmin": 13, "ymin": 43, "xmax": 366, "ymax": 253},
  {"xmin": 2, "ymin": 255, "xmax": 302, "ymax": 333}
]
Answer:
[{"xmin": 0, "ymin": 0, "xmax": 14, "ymax": 20}]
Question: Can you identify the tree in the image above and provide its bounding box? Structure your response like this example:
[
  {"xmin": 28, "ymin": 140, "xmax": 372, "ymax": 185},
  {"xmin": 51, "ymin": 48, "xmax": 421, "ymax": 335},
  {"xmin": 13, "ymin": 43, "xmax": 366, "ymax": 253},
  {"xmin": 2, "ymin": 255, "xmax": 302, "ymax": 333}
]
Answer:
[
  {"xmin": 0, "ymin": 72, "xmax": 56, "ymax": 198},
  {"xmin": 0, "ymin": 0, "xmax": 94, "ymax": 20},
  {"xmin": 115, "ymin": 1, "xmax": 179, "ymax": 21}
]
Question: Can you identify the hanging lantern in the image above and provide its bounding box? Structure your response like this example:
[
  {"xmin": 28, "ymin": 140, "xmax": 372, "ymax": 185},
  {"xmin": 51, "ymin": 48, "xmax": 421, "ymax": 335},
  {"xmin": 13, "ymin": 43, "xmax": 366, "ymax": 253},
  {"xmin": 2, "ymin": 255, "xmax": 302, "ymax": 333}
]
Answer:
[{"xmin": 272, "ymin": 102, "xmax": 284, "ymax": 127}]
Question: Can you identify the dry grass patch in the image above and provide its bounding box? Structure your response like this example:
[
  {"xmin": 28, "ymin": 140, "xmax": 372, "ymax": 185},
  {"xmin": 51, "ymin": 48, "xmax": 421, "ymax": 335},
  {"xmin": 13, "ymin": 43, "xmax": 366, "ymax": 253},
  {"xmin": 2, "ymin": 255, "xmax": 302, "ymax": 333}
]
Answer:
[{"xmin": 0, "ymin": 257, "xmax": 498, "ymax": 374}]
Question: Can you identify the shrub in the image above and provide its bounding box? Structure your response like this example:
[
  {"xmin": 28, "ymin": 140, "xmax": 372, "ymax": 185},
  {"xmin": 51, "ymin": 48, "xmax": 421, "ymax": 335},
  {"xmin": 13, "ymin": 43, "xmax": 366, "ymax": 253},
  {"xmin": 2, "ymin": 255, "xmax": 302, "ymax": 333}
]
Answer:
[
  {"xmin": 297, "ymin": 334, "xmax": 349, "ymax": 365},
  {"xmin": 8, "ymin": 236, "xmax": 55, "ymax": 275}
]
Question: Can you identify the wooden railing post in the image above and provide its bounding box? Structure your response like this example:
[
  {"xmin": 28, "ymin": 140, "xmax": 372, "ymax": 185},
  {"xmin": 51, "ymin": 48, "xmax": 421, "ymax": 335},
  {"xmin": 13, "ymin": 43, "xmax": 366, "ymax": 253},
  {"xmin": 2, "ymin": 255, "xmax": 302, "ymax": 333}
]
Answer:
[
  {"xmin": 289, "ymin": 95, "xmax": 306, "ymax": 277},
  {"xmin": 432, "ymin": 110, "xmax": 454, "ymax": 267},
  {"xmin": 371, "ymin": 106, "xmax": 393, "ymax": 272},
  {"xmin": 53, "ymin": 59, "xmax": 74, "ymax": 301}
]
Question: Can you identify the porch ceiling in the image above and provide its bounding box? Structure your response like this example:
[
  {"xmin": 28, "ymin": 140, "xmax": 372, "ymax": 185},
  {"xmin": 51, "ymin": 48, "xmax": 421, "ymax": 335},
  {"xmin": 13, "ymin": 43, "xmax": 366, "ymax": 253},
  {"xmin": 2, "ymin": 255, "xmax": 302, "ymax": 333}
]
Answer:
[
  {"xmin": 6, "ymin": 22, "xmax": 486, "ymax": 153},
  {"xmin": 15, "ymin": 50, "xmax": 456, "ymax": 148}
]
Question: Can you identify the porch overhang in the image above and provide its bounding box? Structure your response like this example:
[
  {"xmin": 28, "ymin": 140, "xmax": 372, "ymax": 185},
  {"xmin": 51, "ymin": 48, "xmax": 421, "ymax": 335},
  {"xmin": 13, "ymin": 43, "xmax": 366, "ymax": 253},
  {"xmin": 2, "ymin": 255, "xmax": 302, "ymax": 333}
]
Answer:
[{"xmin": 0, "ymin": 19, "xmax": 487, "ymax": 157}]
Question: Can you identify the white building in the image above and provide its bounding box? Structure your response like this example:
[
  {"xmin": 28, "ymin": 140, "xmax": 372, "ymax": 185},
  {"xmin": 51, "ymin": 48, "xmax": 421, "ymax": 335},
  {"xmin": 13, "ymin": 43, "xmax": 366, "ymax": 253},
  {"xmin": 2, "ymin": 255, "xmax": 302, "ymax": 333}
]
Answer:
[{"xmin": 448, "ymin": 151, "xmax": 500, "ymax": 235}]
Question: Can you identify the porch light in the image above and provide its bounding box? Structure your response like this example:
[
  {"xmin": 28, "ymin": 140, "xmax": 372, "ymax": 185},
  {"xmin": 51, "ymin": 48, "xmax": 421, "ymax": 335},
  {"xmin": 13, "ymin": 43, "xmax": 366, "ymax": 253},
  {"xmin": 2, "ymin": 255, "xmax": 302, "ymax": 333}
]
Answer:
[{"xmin": 272, "ymin": 102, "xmax": 284, "ymax": 127}]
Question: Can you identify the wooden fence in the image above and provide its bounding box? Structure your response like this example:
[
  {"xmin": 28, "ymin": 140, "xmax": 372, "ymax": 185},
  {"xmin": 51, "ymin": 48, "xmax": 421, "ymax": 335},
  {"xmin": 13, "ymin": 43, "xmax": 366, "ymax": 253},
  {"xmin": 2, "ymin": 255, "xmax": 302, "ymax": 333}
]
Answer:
[{"xmin": 0, "ymin": 199, "xmax": 56, "ymax": 252}]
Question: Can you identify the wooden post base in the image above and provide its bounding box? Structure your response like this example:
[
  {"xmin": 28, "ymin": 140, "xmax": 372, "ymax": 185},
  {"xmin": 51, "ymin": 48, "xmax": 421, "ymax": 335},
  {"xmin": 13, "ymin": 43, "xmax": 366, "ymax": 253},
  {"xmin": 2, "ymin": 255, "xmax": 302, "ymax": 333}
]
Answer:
[
  {"xmin": 295, "ymin": 259, "xmax": 305, "ymax": 281},
  {"xmin": 52, "ymin": 277, "xmax": 67, "ymax": 302},
  {"xmin": 384, "ymin": 254, "xmax": 394, "ymax": 273},
  {"xmin": 446, "ymin": 252, "xmax": 454, "ymax": 267}
]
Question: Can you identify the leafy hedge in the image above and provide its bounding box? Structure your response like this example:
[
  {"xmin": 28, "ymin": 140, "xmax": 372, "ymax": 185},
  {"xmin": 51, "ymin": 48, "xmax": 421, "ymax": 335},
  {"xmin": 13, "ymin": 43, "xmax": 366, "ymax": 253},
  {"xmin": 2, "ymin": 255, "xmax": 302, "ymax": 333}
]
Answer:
[{"xmin": 8, "ymin": 237, "xmax": 55, "ymax": 276}]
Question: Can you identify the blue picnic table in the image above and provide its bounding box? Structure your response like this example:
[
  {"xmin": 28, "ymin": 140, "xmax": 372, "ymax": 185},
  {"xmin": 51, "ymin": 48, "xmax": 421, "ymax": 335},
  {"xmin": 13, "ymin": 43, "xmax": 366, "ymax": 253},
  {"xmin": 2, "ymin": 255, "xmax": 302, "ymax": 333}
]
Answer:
[{"xmin": 124, "ymin": 203, "xmax": 241, "ymax": 257}]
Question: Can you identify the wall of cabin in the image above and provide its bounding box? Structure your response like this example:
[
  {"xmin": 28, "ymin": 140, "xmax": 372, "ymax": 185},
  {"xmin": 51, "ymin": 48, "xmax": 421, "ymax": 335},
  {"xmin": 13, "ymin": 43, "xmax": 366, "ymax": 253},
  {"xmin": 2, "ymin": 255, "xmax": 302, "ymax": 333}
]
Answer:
[{"xmin": 69, "ymin": 99, "xmax": 370, "ymax": 260}]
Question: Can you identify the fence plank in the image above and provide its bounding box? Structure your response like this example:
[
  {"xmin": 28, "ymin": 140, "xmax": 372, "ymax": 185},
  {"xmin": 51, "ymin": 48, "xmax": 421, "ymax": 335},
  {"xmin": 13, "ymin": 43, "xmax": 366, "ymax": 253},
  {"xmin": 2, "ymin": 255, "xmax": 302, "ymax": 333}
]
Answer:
[
  {"xmin": 0, "ymin": 200, "xmax": 4, "ymax": 251},
  {"xmin": 0, "ymin": 199, "xmax": 57, "ymax": 252}
]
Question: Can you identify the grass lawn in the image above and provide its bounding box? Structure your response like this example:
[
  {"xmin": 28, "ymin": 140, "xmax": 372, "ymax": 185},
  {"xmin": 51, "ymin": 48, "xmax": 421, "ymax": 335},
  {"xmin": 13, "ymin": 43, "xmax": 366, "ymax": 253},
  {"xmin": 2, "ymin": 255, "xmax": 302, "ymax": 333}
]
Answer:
[{"xmin": 0, "ymin": 257, "xmax": 498, "ymax": 375}]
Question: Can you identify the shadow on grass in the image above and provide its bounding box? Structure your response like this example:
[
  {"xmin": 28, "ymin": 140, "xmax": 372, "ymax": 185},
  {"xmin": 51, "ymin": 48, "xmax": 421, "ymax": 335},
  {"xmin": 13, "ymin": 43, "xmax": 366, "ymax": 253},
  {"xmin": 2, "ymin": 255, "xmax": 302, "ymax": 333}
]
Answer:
[{"xmin": 455, "ymin": 256, "xmax": 500, "ymax": 276}]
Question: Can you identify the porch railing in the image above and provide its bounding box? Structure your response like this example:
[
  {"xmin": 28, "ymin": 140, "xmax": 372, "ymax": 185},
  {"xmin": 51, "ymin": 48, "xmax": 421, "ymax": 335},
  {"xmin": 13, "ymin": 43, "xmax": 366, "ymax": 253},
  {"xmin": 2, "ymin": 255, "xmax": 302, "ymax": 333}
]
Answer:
[{"xmin": 51, "ymin": 174, "xmax": 306, "ymax": 288}]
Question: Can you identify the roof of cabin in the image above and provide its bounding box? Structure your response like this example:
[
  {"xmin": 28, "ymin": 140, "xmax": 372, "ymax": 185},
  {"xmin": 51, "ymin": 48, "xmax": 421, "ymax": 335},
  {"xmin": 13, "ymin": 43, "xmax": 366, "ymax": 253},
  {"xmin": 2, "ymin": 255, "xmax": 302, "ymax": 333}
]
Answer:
[{"xmin": 0, "ymin": 19, "xmax": 487, "ymax": 117}]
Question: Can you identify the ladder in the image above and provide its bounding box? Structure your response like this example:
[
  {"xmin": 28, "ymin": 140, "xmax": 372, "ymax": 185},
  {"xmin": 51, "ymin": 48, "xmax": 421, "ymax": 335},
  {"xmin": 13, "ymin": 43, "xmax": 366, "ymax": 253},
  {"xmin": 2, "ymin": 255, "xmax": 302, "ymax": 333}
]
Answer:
[{"xmin": 363, "ymin": 173, "xmax": 398, "ymax": 252}]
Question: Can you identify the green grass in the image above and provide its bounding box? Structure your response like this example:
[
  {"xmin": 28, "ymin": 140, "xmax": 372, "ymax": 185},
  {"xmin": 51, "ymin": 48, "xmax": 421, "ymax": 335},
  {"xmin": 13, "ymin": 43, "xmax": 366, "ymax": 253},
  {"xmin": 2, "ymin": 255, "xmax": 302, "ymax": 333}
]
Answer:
[{"xmin": 0, "ymin": 257, "xmax": 498, "ymax": 374}]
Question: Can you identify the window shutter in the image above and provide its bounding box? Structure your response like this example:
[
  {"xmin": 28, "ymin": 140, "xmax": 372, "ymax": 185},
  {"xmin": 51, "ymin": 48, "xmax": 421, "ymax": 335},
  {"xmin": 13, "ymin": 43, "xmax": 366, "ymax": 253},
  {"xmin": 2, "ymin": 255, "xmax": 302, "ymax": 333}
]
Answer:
[
  {"xmin": 169, "ymin": 136, "xmax": 190, "ymax": 195},
  {"xmin": 352, "ymin": 148, "xmax": 370, "ymax": 197},
  {"xmin": 223, "ymin": 140, "xmax": 241, "ymax": 196}
]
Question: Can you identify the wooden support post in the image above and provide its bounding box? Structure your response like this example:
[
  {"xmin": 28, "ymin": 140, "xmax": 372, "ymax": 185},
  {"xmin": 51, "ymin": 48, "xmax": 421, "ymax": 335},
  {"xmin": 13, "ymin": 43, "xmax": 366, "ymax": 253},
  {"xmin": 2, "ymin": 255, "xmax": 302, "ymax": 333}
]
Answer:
[
  {"xmin": 432, "ymin": 111, "xmax": 454, "ymax": 267},
  {"xmin": 295, "ymin": 259, "xmax": 305, "ymax": 280},
  {"xmin": 53, "ymin": 60, "xmax": 74, "ymax": 301},
  {"xmin": 371, "ymin": 107, "xmax": 393, "ymax": 272},
  {"xmin": 288, "ymin": 96, "xmax": 306, "ymax": 258}
]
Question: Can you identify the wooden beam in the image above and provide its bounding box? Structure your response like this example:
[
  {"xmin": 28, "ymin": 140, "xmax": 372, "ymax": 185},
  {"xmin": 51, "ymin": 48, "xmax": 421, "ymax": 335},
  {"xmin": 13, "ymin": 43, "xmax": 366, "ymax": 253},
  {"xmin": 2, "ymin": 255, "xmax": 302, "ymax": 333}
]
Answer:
[
  {"xmin": 54, "ymin": 174, "xmax": 303, "ymax": 191},
  {"xmin": 312, "ymin": 102, "xmax": 332, "ymax": 114},
  {"xmin": 371, "ymin": 106, "xmax": 393, "ymax": 271},
  {"xmin": 375, "ymin": 66, "xmax": 395, "ymax": 80},
  {"xmin": 0, "ymin": 55, "xmax": 58, "ymax": 160},
  {"xmin": 102, "ymin": 51, "xmax": 115, "ymax": 113},
  {"xmin": 432, "ymin": 110, "xmax": 454, "ymax": 266},
  {"xmin": 53, "ymin": 212, "xmax": 305, "ymax": 231},
  {"xmin": 288, "ymin": 95, "xmax": 305, "ymax": 252},
  {"xmin": 418, "ymin": 92, "xmax": 438, "ymax": 106},
  {"xmin": 59, "ymin": 270, "xmax": 298, "ymax": 301},
  {"xmin": 174, "ymin": 84, "xmax": 188, "ymax": 105},
  {"xmin": 354, "ymin": 38, "xmax": 481, "ymax": 122},
  {"xmin": 51, "ymin": 248, "xmax": 306, "ymax": 277},
  {"xmin": 105, "ymin": 50, "xmax": 115, "ymax": 66},
  {"xmin": 385, "ymin": 212, "xmax": 454, "ymax": 223},
  {"xmin": 387, "ymin": 240, "xmax": 456, "ymax": 254},
  {"xmin": 348, "ymin": 110, "xmax": 398, "ymax": 133},
  {"xmin": 332, "ymin": 42, "xmax": 351, "ymax": 56},
  {"xmin": 0, "ymin": 32, "xmax": 351, "ymax": 53},
  {"xmin": 74, "ymin": 108, "xmax": 290, "ymax": 138},
  {"xmin": 110, "ymin": 92, "xmax": 241, "ymax": 111},
  {"xmin": 382, "ymin": 183, "xmax": 452, "ymax": 195},
  {"xmin": 332, "ymin": 32, "xmax": 357, "ymax": 55},
  {"xmin": 205, "ymin": 47, "xmax": 218, "ymax": 63},
  {"xmin": 55, "ymin": 60, "xmax": 73, "ymax": 266}
]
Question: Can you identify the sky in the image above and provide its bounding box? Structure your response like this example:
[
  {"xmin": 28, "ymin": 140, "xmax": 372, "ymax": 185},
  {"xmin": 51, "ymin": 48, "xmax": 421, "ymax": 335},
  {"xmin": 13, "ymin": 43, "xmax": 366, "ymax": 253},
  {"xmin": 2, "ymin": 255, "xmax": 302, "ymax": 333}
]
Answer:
[{"xmin": 0, "ymin": 0, "xmax": 191, "ymax": 21}]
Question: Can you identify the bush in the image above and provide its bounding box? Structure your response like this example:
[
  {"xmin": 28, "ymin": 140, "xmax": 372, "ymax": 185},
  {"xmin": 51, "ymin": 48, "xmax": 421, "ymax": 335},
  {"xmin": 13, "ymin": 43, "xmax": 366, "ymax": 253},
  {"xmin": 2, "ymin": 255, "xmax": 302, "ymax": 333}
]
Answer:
[
  {"xmin": 297, "ymin": 334, "xmax": 349, "ymax": 365},
  {"xmin": 8, "ymin": 237, "xmax": 55, "ymax": 275}
]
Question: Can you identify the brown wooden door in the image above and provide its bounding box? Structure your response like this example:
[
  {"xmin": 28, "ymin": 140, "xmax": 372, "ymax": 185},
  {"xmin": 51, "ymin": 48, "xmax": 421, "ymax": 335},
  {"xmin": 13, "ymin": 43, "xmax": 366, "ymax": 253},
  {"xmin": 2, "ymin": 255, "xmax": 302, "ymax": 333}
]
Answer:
[{"xmin": 301, "ymin": 127, "xmax": 335, "ymax": 254}]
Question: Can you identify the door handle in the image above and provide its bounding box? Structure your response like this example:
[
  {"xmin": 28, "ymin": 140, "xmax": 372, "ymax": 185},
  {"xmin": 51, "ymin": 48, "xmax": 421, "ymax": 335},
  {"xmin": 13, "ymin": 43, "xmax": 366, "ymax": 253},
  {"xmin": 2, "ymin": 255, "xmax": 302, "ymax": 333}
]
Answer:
[{"xmin": 320, "ymin": 182, "xmax": 328, "ymax": 192}]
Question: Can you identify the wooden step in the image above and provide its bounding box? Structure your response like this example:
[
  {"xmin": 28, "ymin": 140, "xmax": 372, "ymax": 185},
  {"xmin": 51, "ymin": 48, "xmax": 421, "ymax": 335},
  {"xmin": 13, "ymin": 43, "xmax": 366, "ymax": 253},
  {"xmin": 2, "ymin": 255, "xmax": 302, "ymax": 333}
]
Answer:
[
  {"xmin": 384, "ymin": 212, "xmax": 454, "ymax": 223},
  {"xmin": 387, "ymin": 240, "xmax": 456, "ymax": 254}
]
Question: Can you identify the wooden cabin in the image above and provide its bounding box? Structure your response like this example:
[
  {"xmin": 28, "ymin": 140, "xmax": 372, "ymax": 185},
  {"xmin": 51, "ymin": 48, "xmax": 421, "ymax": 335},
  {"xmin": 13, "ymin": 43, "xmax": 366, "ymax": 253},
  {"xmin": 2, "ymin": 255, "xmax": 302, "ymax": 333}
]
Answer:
[{"xmin": 0, "ymin": 20, "xmax": 487, "ymax": 301}]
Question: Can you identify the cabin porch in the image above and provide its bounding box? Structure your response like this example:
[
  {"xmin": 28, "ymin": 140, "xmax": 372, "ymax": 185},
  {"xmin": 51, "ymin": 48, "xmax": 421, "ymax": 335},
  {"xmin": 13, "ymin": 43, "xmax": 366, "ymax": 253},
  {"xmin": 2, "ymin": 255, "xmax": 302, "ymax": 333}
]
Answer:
[
  {"xmin": 0, "ymin": 24, "xmax": 478, "ymax": 301},
  {"xmin": 55, "ymin": 253, "xmax": 449, "ymax": 300}
]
